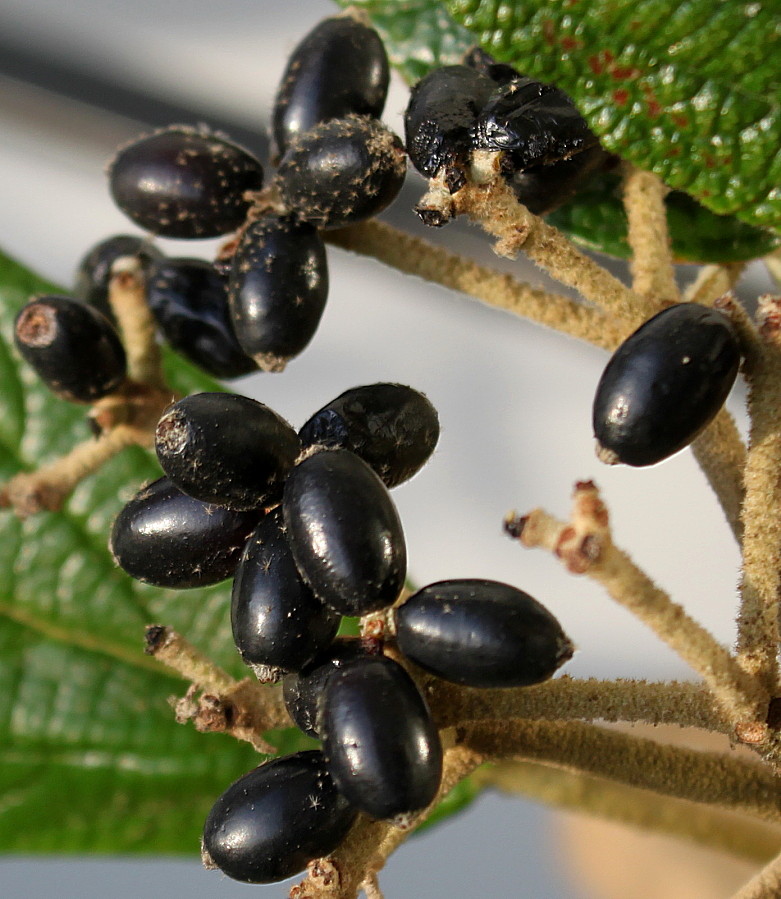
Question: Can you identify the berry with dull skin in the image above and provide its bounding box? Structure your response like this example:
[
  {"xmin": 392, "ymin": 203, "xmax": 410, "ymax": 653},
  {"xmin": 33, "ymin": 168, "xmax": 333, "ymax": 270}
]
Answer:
[
  {"xmin": 227, "ymin": 215, "xmax": 328, "ymax": 372},
  {"xmin": 272, "ymin": 13, "xmax": 389, "ymax": 160},
  {"xmin": 108, "ymin": 125, "xmax": 264, "ymax": 238},
  {"xmin": 298, "ymin": 383, "xmax": 439, "ymax": 487},
  {"xmin": 592, "ymin": 303, "xmax": 741, "ymax": 467},
  {"xmin": 282, "ymin": 448, "xmax": 407, "ymax": 616},
  {"xmin": 202, "ymin": 751, "xmax": 358, "ymax": 884},
  {"xmin": 275, "ymin": 115, "xmax": 406, "ymax": 230},
  {"xmin": 155, "ymin": 392, "xmax": 300, "ymax": 510},
  {"xmin": 15, "ymin": 295, "xmax": 127, "ymax": 403},
  {"xmin": 394, "ymin": 579, "xmax": 574, "ymax": 688},
  {"xmin": 109, "ymin": 476, "xmax": 262, "ymax": 588}
]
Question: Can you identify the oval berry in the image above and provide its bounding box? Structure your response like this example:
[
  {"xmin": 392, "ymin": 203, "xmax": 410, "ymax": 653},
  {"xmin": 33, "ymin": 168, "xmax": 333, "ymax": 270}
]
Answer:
[
  {"xmin": 593, "ymin": 303, "xmax": 741, "ymax": 467},
  {"xmin": 228, "ymin": 215, "xmax": 328, "ymax": 372},
  {"xmin": 231, "ymin": 510, "xmax": 340, "ymax": 677},
  {"xmin": 108, "ymin": 125, "xmax": 264, "ymax": 238},
  {"xmin": 394, "ymin": 579, "xmax": 574, "ymax": 688},
  {"xmin": 299, "ymin": 383, "xmax": 439, "ymax": 487},
  {"xmin": 14, "ymin": 295, "xmax": 126, "ymax": 403},
  {"xmin": 109, "ymin": 476, "xmax": 261, "ymax": 588},
  {"xmin": 155, "ymin": 393, "xmax": 301, "ymax": 510},
  {"xmin": 202, "ymin": 750, "xmax": 357, "ymax": 884},
  {"xmin": 282, "ymin": 449, "xmax": 407, "ymax": 616},
  {"xmin": 321, "ymin": 654, "xmax": 442, "ymax": 820},
  {"xmin": 282, "ymin": 637, "xmax": 371, "ymax": 738},
  {"xmin": 275, "ymin": 115, "xmax": 406, "ymax": 230},
  {"xmin": 147, "ymin": 257, "xmax": 257, "ymax": 379},
  {"xmin": 73, "ymin": 234, "xmax": 163, "ymax": 322},
  {"xmin": 272, "ymin": 14, "xmax": 389, "ymax": 160}
]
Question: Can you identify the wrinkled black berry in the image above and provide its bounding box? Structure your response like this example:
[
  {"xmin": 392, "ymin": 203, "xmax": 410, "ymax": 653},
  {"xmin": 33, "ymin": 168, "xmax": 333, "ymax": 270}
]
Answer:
[
  {"xmin": 593, "ymin": 303, "xmax": 742, "ymax": 467},
  {"xmin": 202, "ymin": 751, "xmax": 358, "ymax": 884},
  {"xmin": 299, "ymin": 383, "xmax": 439, "ymax": 487},
  {"xmin": 321, "ymin": 654, "xmax": 442, "ymax": 820},
  {"xmin": 110, "ymin": 476, "xmax": 262, "ymax": 588},
  {"xmin": 228, "ymin": 215, "xmax": 329, "ymax": 372},
  {"xmin": 147, "ymin": 257, "xmax": 257, "ymax": 379},
  {"xmin": 275, "ymin": 115, "xmax": 406, "ymax": 229},
  {"xmin": 394, "ymin": 579, "xmax": 574, "ymax": 687},
  {"xmin": 231, "ymin": 510, "xmax": 340, "ymax": 676},
  {"xmin": 15, "ymin": 295, "xmax": 126, "ymax": 403},
  {"xmin": 283, "ymin": 449, "xmax": 407, "ymax": 616},
  {"xmin": 155, "ymin": 392, "xmax": 301, "ymax": 509},
  {"xmin": 108, "ymin": 125, "xmax": 264, "ymax": 238},
  {"xmin": 272, "ymin": 14, "xmax": 389, "ymax": 161}
]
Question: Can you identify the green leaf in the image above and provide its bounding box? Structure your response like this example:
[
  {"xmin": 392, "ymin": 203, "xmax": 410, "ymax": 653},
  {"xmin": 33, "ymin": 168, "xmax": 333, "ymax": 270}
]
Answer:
[
  {"xmin": 0, "ymin": 250, "xmax": 312, "ymax": 853},
  {"xmin": 447, "ymin": 0, "xmax": 781, "ymax": 234}
]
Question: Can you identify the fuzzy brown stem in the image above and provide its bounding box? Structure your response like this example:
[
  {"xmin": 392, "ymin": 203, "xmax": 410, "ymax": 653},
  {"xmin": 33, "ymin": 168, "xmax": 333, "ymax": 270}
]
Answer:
[{"xmin": 685, "ymin": 263, "xmax": 747, "ymax": 305}]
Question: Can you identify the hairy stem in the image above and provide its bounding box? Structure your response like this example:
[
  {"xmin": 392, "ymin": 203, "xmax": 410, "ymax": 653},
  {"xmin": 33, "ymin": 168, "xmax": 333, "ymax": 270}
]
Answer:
[{"xmin": 685, "ymin": 263, "xmax": 747, "ymax": 305}]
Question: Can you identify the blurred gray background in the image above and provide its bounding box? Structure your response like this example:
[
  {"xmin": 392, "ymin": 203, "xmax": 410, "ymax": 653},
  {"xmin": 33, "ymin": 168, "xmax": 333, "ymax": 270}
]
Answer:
[{"xmin": 0, "ymin": 0, "xmax": 771, "ymax": 896}]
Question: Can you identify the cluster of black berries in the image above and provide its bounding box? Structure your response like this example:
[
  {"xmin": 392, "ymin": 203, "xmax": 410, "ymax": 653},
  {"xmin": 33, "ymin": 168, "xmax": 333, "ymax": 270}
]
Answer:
[
  {"xmin": 404, "ymin": 47, "xmax": 614, "ymax": 224},
  {"xmin": 109, "ymin": 382, "xmax": 573, "ymax": 884}
]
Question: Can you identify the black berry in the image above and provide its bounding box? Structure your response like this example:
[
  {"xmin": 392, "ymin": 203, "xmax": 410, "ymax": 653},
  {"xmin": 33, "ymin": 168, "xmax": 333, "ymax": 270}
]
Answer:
[
  {"xmin": 275, "ymin": 115, "xmax": 406, "ymax": 230},
  {"xmin": 282, "ymin": 448, "xmax": 407, "ymax": 616},
  {"xmin": 231, "ymin": 509, "xmax": 340, "ymax": 677},
  {"xmin": 394, "ymin": 579, "xmax": 574, "ymax": 688},
  {"xmin": 108, "ymin": 125, "xmax": 264, "ymax": 238},
  {"xmin": 14, "ymin": 295, "xmax": 127, "ymax": 403},
  {"xmin": 155, "ymin": 392, "xmax": 300, "ymax": 510},
  {"xmin": 147, "ymin": 257, "xmax": 257, "ymax": 379},
  {"xmin": 299, "ymin": 383, "xmax": 439, "ymax": 487},
  {"xmin": 202, "ymin": 750, "xmax": 358, "ymax": 884},
  {"xmin": 593, "ymin": 303, "xmax": 742, "ymax": 467},
  {"xmin": 320, "ymin": 654, "xmax": 442, "ymax": 820},
  {"xmin": 228, "ymin": 215, "xmax": 329, "ymax": 372},
  {"xmin": 272, "ymin": 14, "xmax": 389, "ymax": 161},
  {"xmin": 109, "ymin": 476, "xmax": 261, "ymax": 588}
]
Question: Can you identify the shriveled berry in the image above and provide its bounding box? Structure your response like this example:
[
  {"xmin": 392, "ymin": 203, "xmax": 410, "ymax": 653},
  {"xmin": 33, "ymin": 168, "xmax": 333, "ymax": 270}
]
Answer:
[
  {"xmin": 108, "ymin": 125, "xmax": 264, "ymax": 238},
  {"xmin": 147, "ymin": 258, "xmax": 257, "ymax": 379},
  {"xmin": 321, "ymin": 654, "xmax": 442, "ymax": 820},
  {"xmin": 299, "ymin": 383, "xmax": 439, "ymax": 487},
  {"xmin": 593, "ymin": 303, "xmax": 742, "ymax": 467},
  {"xmin": 73, "ymin": 234, "xmax": 163, "ymax": 322},
  {"xmin": 394, "ymin": 579, "xmax": 574, "ymax": 687},
  {"xmin": 202, "ymin": 750, "xmax": 357, "ymax": 884},
  {"xmin": 272, "ymin": 13, "xmax": 389, "ymax": 160},
  {"xmin": 109, "ymin": 476, "xmax": 261, "ymax": 588},
  {"xmin": 155, "ymin": 393, "xmax": 300, "ymax": 510},
  {"xmin": 228, "ymin": 215, "xmax": 328, "ymax": 372},
  {"xmin": 275, "ymin": 115, "xmax": 406, "ymax": 229},
  {"xmin": 15, "ymin": 295, "xmax": 126, "ymax": 403},
  {"xmin": 283, "ymin": 448, "xmax": 407, "ymax": 616},
  {"xmin": 282, "ymin": 637, "xmax": 371, "ymax": 738},
  {"xmin": 231, "ymin": 510, "xmax": 340, "ymax": 677},
  {"xmin": 404, "ymin": 65, "xmax": 494, "ymax": 191}
]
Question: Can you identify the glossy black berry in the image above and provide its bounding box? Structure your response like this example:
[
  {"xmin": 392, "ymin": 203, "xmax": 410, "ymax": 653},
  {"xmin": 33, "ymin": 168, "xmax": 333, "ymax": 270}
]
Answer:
[
  {"xmin": 109, "ymin": 476, "xmax": 262, "ymax": 588},
  {"xmin": 320, "ymin": 654, "xmax": 442, "ymax": 820},
  {"xmin": 282, "ymin": 448, "xmax": 407, "ymax": 616},
  {"xmin": 394, "ymin": 579, "xmax": 574, "ymax": 688},
  {"xmin": 272, "ymin": 14, "xmax": 389, "ymax": 161},
  {"xmin": 275, "ymin": 115, "xmax": 406, "ymax": 230},
  {"xmin": 593, "ymin": 303, "xmax": 742, "ymax": 467},
  {"xmin": 108, "ymin": 125, "xmax": 264, "ymax": 238},
  {"xmin": 146, "ymin": 257, "xmax": 257, "ymax": 379},
  {"xmin": 404, "ymin": 65, "xmax": 495, "ymax": 191},
  {"xmin": 282, "ymin": 637, "xmax": 371, "ymax": 738},
  {"xmin": 73, "ymin": 234, "xmax": 163, "ymax": 322},
  {"xmin": 299, "ymin": 383, "xmax": 439, "ymax": 487},
  {"xmin": 202, "ymin": 750, "xmax": 358, "ymax": 884},
  {"xmin": 14, "ymin": 295, "xmax": 127, "ymax": 403},
  {"xmin": 228, "ymin": 215, "xmax": 328, "ymax": 372},
  {"xmin": 231, "ymin": 510, "xmax": 340, "ymax": 677},
  {"xmin": 155, "ymin": 393, "xmax": 301, "ymax": 510}
]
